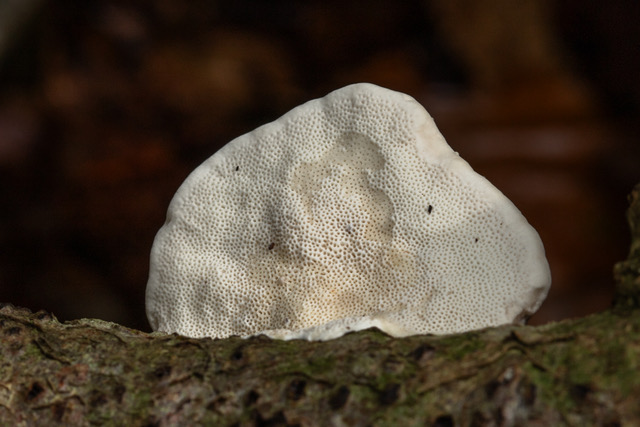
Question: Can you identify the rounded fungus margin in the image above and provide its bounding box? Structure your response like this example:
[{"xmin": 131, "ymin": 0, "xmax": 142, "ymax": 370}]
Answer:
[{"xmin": 145, "ymin": 83, "xmax": 551, "ymax": 341}]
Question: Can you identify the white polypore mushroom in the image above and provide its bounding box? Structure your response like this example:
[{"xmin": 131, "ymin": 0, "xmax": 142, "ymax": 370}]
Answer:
[{"xmin": 145, "ymin": 83, "xmax": 551, "ymax": 341}]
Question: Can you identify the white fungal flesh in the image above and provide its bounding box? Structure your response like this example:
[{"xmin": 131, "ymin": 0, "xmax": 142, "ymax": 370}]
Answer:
[{"xmin": 146, "ymin": 83, "xmax": 551, "ymax": 340}]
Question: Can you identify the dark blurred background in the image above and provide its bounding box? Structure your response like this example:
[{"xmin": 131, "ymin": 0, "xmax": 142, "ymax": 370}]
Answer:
[{"xmin": 0, "ymin": 0, "xmax": 638, "ymax": 331}]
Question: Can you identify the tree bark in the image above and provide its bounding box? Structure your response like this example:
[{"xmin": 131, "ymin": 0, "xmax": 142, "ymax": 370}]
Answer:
[{"xmin": 2, "ymin": 184, "xmax": 640, "ymax": 426}]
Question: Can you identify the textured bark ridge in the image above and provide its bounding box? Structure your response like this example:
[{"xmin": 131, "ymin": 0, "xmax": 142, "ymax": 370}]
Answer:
[
  {"xmin": 614, "ymin": 184, "xmax": 640, "ymax": 310},
  {"xmin": 1, "ymin": 184, "xmax": 640, "ymax": 426}
]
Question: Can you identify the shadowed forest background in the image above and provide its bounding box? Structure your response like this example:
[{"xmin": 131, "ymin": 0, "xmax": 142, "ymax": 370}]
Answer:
[{"xmin": 0, "ymin": 0, "xmax": 639, "ymax": 331}]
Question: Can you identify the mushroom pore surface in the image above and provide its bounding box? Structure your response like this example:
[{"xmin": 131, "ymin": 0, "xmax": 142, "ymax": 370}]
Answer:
[{"xmin": 146, "ymin": 83, "xmax": 551, "ymax": 341}]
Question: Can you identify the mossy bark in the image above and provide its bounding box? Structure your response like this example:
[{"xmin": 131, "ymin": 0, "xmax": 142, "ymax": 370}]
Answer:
[
  {"xmin": 614, "ymin": 184, "xmax": 640, "ymax": 310},
  {"xmin": 2, "ymin": 184, "xmax": 640, "ymax": 426}
]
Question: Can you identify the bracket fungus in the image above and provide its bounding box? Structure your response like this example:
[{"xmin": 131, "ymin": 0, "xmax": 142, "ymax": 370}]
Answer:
[{"xmin": 146, "ymin": 83, "xmax": 551, "ymax": 341}]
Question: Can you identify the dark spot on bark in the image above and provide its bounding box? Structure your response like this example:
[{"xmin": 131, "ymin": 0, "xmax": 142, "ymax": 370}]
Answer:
[
  {"xmin": 5, "ymin": 326, "xmax": 21, "ymax": 335},
  {"xmin": 90, "ymin": 391, "xmax": 108, "ymax": 407},
  {"xmin": 208, "ymin": 395, "xmax": 228, "ymax": 410},
  {"xmin": 428, "ymin": 204, "xmax": 433, "ymax": 214},
  {"xmin": 246, "ymin": 390, "xmax": 260, "ymax": 405},
  {"xmin": 255, "ymin": 410, "xmax": 294, "ymax": 427},
  {"xmin": 412, "ymin": 344, "xmax": 435, "ymax": 362},
  {"xmin": 570, "ymin": 383, "xmax": 591, "ymax": 402},
  {"xmin": 52, "ymin": 402, "xmax": 66, "ymax": 421},
  {"xmin": 26, "ymin": 382, "xmax": 44, "ymax": 401},
  {"xmin": 114, "ymin": 384, "xmax": 126, "ymax": 403},
  {"xmin": 328, "ymin": 385, "xmax": 350, "ymax": 410},
  {"xmin": 176, "ymin": 398, "xmax": 192, "ymax": 411},
  {"xmin": 235, "ymin": 166, "xmax": 239, "ymax": 171},
  {"xmin": 522, "ymin": 383, "xmax": 536, "ymax": 405},
  {"xmin": 152, "ymin": 365, "xmax": 172, "ymax": 379},
  {"xmin": 379, "ymin": 383, "xmax": 400, "ymax": 405},
  {"xmin": 470, "ymin": 411, "xmax": 489, "ymax": 427},
  {"xmin": 286, "ymin": 379, "xmax": 306, "ymax": 401},
  {"xmin": 485, "ymin": 379, "xmax": 500, "ymax": 398},
  {"xmin": 492, "ymin": 409, "xmax": 505, "ymax": 425},
  {"xmin": 268, "ymin": 243, "xmax": 275, "ymax": 250},
  {"xmin": 231, "ymin": 347, "xmax": 244, "ymax": 361},
  {"xmin": 474, "ymin": 237, "xmax": 479, "ymax": 243},
  {"xmin": 433, "ymin": 414, "xmax": 454, "ymax": 427},
  {"xmin": 35, "ymin": 311, "xmax": 53, "ymax": 320}
]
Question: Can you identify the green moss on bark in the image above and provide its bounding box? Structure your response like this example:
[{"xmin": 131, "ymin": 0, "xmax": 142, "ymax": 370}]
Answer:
[
  {"xmin": 614, "ymin": 183, "xmax": 640, "ymax": 309},
  {"xmin": 2, "ymin": 302, "xmax": 639, "ymax": 425}
]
